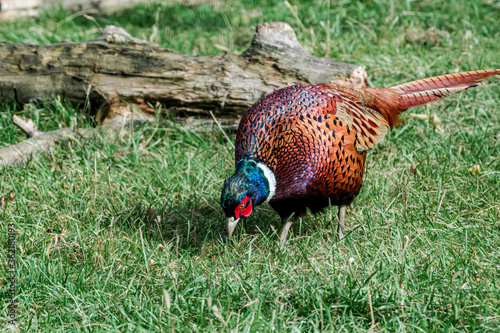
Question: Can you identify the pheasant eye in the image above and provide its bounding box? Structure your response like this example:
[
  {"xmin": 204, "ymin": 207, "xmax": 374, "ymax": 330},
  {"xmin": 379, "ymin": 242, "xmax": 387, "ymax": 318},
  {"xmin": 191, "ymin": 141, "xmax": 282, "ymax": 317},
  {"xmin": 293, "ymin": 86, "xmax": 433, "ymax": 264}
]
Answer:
[
  {"xmin": 242, "ymin": 197, "xmax": 251, "ymax": 207},
  {"xmin": 234, "ymin": 196, "xmax": 252, "ymax": 218},
  {"xmin": 239, "ymin": 196, "xmax": 249, "ymax": 207}
]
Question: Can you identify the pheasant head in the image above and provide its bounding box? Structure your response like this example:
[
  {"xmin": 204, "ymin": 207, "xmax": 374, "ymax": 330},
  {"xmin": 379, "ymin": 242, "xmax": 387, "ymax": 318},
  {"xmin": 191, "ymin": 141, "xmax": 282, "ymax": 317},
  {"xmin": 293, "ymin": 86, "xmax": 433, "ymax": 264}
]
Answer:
[{"xmin": 220, "ymin": 159, "xmax": 276, "ymax": 237}]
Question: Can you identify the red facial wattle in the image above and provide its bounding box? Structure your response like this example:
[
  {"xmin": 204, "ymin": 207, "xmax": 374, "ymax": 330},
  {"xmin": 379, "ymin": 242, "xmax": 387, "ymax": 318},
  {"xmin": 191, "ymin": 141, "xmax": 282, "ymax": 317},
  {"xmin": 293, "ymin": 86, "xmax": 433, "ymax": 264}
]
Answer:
[{"xmin": 234, "ymin": 196, "xmax": 252, "ymax": 218}]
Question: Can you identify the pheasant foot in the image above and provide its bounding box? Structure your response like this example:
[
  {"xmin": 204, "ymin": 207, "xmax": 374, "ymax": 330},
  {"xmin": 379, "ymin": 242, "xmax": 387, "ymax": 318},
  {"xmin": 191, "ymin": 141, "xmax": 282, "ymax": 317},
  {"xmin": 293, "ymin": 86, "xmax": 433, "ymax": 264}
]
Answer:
[{"xmin": 337, "ymin": 205, "xmax": 346, "ymax": 241}]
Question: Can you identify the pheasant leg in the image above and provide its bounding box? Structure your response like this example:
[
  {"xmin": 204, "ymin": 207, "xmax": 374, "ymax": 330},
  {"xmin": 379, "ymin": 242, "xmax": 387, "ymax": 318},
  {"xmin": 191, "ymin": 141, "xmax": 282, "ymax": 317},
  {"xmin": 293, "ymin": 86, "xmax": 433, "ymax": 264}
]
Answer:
[
  {"xmin": 279, "ymin": 219, "xmax": 294, "ymax": 247},
  {"xmin": 337, "ymin": 205, "xmax": 346, "ymax": 240}
]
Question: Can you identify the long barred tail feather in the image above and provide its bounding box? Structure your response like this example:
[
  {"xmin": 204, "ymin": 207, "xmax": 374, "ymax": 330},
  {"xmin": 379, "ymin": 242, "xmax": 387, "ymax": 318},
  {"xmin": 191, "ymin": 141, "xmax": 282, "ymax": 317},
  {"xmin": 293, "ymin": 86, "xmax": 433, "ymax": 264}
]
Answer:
[{"xmin": 389, "ymin": 69, "xmax": 500, "ymax": 110}]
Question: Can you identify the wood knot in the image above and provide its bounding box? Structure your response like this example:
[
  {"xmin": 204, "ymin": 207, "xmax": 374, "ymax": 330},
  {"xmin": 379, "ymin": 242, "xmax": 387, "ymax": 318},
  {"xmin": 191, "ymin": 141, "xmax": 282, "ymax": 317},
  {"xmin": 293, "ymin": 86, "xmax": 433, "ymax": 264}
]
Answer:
[
  {"xmin": 245, "ymin": 22, "xmax": 306, "ymax": 57},
  {"xmin": 96, "ymin": 25, "xmax": 149, "ymax": 45}
]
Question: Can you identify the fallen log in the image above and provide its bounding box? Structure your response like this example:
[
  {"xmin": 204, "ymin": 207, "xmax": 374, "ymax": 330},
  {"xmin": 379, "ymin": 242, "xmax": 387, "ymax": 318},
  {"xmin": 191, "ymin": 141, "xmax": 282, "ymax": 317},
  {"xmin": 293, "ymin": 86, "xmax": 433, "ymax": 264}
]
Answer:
[{"xmin": 0, "ymin": 22, "xmax": 367, "ymax": 122}]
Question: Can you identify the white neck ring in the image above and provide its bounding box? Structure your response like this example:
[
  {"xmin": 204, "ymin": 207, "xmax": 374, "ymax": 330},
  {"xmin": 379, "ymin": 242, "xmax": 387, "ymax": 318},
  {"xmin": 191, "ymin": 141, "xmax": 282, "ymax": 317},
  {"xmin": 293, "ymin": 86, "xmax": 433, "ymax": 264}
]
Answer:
[{"xmin": 256, "ymin": 162, "xmax": 276, "ymax": 203}]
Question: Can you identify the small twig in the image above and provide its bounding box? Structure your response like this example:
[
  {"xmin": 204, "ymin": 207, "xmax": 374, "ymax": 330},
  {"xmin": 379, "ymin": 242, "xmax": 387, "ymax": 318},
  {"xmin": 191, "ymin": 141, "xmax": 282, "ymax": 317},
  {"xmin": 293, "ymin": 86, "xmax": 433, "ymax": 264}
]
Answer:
[
  {"xmin": 12, "ymin": 115, "xmax": 40, "ymax": 138},
  {"xmin": 436, "ymin": 190, "xmax": 447, "ymax": 215},
  {"xmin": 76, "ymin": 85, "xmax": 91, "ymax": 136},
  {"xmin": 399, "ymin": 235, "xmax": 410, "ymax": 288},
  {"xmin": 209, "ymin": 111, "xmax": 235, "ymax": 149},
  {"xmin": 1, "ymin": 115, "xmax": 148, "ymax": 169},
  {"xmin": 56, "ymin": 8, "xmax": 100, "ymax": 28},
  {"xmin": 367, "ymin": 287, "xmax": 375, "ymax": 326},
  {"xmin": 284, "ymin": 1, "xmax": 310, "ymax": 37},
  {"xmin": 166, "ymin": 118, "xmax": 239, "ymax": 132}
]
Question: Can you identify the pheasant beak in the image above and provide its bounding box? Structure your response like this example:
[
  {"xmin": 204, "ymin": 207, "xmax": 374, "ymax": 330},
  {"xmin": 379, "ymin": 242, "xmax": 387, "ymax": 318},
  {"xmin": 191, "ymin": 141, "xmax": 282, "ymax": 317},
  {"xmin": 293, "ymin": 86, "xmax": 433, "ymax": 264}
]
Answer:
[{"xmin": 227, "ymin": 217, "xmax": 240, "ymax": 238}]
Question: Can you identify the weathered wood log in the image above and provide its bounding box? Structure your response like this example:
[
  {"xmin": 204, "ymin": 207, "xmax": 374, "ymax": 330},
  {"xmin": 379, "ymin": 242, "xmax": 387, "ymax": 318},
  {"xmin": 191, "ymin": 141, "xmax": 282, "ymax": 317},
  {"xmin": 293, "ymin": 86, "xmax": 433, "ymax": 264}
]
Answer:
[
  {"xmin": 0, "ymin": 115, "xmax": 150, "ymax": 169},
  {"xmin": 0, "ymin": 22, "xmax": 367, "ymax": 122}
]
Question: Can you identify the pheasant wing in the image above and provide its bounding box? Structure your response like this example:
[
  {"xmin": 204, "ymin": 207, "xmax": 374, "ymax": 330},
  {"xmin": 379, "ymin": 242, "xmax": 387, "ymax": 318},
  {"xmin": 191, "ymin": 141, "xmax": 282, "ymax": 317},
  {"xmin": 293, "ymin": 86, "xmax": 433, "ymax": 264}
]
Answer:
[{"xmin": 322, "ymin": 87, "xmax": 391, "ymax": 152}]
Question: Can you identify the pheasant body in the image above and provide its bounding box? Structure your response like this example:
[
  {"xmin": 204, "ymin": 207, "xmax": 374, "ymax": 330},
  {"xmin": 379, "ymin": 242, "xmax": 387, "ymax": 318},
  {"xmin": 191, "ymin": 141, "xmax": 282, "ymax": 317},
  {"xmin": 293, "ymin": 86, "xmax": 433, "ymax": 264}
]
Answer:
[
  {"xmin": 235, "ymin": 84, "xmax": 369, "ymax": 216},
  {"xmin": 221, "ymin": 69, "xmax": 500, "ymax": 242}
]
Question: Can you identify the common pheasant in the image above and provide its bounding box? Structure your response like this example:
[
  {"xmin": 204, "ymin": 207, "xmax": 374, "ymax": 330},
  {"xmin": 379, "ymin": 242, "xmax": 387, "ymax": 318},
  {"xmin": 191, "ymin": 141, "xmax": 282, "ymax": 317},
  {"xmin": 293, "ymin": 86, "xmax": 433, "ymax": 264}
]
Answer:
[{"xmin": 220, "ymin": 69, "xmax": 500, "ymax": 245}]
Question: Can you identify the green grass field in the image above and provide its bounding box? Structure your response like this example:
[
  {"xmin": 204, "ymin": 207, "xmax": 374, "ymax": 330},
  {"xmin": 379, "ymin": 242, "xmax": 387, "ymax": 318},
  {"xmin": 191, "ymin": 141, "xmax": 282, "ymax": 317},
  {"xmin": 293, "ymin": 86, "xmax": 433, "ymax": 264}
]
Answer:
[{"xmin": 1, "ymin": 0, "xmax": 499, "ymax": 331}]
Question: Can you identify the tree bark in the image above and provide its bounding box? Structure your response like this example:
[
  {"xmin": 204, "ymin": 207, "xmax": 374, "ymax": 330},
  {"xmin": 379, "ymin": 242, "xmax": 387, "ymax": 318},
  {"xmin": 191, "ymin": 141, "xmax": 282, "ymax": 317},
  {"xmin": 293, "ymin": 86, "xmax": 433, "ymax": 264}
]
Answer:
[{"xmin": 0, "ymin": 22, "xmax": 367, "ymax": 122}]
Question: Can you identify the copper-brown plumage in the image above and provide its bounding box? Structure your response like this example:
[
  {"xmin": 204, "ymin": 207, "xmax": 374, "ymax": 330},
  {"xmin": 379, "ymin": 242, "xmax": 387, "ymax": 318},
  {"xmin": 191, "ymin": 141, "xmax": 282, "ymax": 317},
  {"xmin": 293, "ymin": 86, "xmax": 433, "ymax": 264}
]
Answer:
[{"xmin": 221, "ymin": 69, "xmax": 500, "ymax": 244}]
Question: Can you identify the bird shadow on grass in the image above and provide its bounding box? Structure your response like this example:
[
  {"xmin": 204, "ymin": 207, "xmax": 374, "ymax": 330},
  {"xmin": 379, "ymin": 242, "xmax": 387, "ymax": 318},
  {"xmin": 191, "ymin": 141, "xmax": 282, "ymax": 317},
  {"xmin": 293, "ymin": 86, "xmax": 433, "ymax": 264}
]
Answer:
[{"xmin": 103, "ymin": 198, "xmax": 287, "ymax": 252}]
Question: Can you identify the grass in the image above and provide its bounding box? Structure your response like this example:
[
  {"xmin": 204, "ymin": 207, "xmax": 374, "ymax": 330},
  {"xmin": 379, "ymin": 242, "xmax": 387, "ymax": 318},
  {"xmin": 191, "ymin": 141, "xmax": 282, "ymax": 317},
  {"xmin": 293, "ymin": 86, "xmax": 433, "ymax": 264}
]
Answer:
[{"xmin": 1, "ymin": 0, "xmax": 500, "ymax": 331}]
